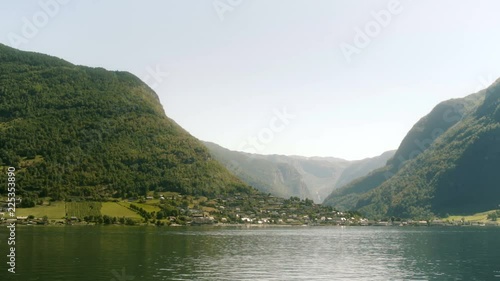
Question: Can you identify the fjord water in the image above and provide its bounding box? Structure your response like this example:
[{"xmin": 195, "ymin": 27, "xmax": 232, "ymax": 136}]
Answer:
[{"xmin": 1, "ymin": 226, "xmax": 500, "ymax": 281}]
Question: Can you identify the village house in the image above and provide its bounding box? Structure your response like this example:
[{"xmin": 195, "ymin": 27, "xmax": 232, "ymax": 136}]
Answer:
[
  {"xmin": 430, "ymin": 220, "xmax": 445, "ymax": 226},
  {"xmin": 359, "ymin": 219, "xmax": 370, "ymax": 226},
  {"xmin": 241, "ymin": 217, "xmax": 253, "ymax": 223},
  {"xmin": 191, "ymin": 213, "xmax": 214, "ymax": 225}
]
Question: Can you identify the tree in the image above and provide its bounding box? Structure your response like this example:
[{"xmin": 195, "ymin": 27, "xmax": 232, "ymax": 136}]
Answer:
[
  {"xmin": 103, "ymin": 215, "xmax": 112, "ymax": 224},
  {"xmin": 20, "ymin": 197, "xmax": 36, "ymax": 208},
  {"xmin": 304, "ymin": 198, "xmax": 314, "ymax": 206},
  {"xmin": 156, "ymin": 212, "xmax": 164, "ymax": 220},
  {"xmin": 487, "ymin": 213, "xmax": 498, "ymax": 221}
]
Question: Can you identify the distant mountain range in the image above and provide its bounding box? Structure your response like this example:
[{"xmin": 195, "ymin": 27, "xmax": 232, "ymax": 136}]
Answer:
[
  {"xmin": 0, "ymin": 44, "xmax": 254, "ymax": 202},
  {"xmin": 204, "ymin": 141, "xmax": 395, "ymax": 203},
  {"xmin": 324, "ymin": 80, "xmax": 500, "ymax": 218}
]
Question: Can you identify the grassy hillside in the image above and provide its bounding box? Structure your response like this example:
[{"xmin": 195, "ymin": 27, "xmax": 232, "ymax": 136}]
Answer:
[{"xmin": 0, "ymin": 44, "xmax": 254, "ymax": 203}]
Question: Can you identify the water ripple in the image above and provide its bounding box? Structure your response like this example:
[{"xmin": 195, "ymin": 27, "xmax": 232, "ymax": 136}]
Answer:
[{"xmin": 2, "ymin": 226, "xmax": 500, "ymax": 281}]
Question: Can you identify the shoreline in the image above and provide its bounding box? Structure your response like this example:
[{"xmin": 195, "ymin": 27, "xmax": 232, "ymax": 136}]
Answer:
[{"xmin": 3, "ymin": 221, "xmax": 499, "ymax": 228}]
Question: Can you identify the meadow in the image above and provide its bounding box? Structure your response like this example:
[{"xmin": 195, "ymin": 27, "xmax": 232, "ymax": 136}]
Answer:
[
  {"xmin": 15, "ymin": 201, "xmax": 66, "ymax": 219},
  {"xmin": 101, "ymin": 202, "xmax": 142, "ymax": 219},
  {"xmin": 13, "ymin": 200, "xmax": 166, "ymax": 220},
  {"xmin": 65, "ymin": 202, "xmax": 102, "ymax": 218}
]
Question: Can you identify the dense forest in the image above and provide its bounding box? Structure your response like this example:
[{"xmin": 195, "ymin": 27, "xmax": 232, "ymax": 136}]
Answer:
[{"xmin": 0, "ymin": 44, "xmax": 254, "ymax": 204}]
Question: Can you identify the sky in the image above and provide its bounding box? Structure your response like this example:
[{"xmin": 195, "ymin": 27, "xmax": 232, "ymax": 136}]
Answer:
[{"xmin": 1, "ymin": 0, "xmax": 500, "ymax": 160}]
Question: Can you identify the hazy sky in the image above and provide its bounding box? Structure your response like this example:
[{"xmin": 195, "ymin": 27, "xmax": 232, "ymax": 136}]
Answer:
[{"xmin": 1, "ymin": 0, "xmax": 500, "ymax": 160}]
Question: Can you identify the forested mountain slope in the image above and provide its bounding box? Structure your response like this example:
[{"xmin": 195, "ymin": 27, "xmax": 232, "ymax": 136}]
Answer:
[
  {"xmin": 324, "ymin": 81, "xmax": 500, "ymax": 218},
  {"xmin": 0, "ymin": 44, "xmax": 254, "ymax": 203}
]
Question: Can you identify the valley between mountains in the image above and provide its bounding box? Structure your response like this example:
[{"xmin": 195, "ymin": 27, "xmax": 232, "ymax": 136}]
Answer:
[{"xmin": 1, "ymin": 44, "xmax": 499, "ymax": 223}]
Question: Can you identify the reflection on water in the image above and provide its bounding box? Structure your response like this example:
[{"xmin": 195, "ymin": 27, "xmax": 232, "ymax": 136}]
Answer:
[{"xmin": 1, "ymin": 226, "xmax": 500, "ymax": 281}]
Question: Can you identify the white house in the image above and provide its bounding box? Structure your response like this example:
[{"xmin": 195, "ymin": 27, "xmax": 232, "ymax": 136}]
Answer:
[{"xmin": 241, "ymin": 217, "xmax": 253, "ymax": 223}]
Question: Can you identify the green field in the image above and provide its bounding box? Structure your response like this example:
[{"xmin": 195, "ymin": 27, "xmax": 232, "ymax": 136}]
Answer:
[
  {"xmin": 65, "ymin": 202, "xmax": 102, "ymax": 218},
  {"xmin": 101, "ymin": 202, "xmax": 142, "ymax": 219},
  {"xmin": 128, "ymin": 202, "xmax": 161, "ymax": 213},
  {"xmin": 445, "ymin": 210, "xmax": 497, "ymax": 222},
  {"xmin": 16, "ymin": 202, "xmax": 66, "ymax": 219},
  {"xmin": 14, "ymin": 200, "xmax": 165, "ymax": 221}
]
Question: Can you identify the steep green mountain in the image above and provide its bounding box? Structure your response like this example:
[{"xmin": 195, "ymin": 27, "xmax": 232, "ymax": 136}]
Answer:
[
  {"xmin": 204, "ymin": 141, "xmax": 394, "ymax": 202},
  {"xmin": 323, "ymin": 93, "xmax": 483, "ymax": 211},
  {"xmin": 0, "ymin": 44, "xmax": 254, "ymax": 202},
  {"xmin": 324, "ymin": 80, "xmax": 500, "ymax": 218}
]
